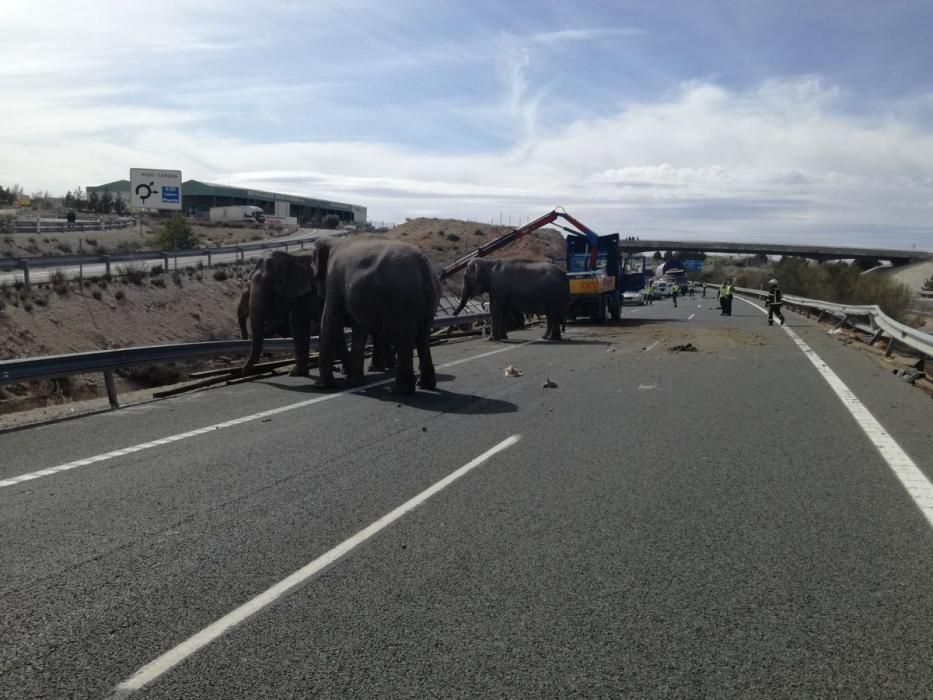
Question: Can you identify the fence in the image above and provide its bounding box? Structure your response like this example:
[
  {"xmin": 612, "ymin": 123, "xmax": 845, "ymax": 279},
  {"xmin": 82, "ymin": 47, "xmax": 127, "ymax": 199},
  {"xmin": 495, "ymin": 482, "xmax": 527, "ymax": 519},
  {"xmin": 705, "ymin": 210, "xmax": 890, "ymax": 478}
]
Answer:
[
  {"xmin": 0, "ymin": 233, "xmax": 340, "ymax": 288},
  {"xmin": 4, "ymin": 218, "xmax": 135, "ymax": 234},
  {"xmin": 0, "ymin": 311, "xmax": 490, "ymax": 409},
  {"xmin": 726, "ymin": 285, "xmax": 932, "ymax": 359}
]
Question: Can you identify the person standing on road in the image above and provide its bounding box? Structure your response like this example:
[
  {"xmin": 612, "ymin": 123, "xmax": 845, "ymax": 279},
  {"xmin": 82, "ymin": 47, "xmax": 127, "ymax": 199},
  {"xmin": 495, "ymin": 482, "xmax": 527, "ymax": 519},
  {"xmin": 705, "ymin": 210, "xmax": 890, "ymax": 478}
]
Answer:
[
  {"xmin": 725, "ymin": 279, "xmax": 734, "ymax": 316},
  {"xmin": 766, "ymin": 278, "xmax": 785, "ymax": 326},
  {"xmin": 719, "ymin": 281, "xmax": 729, "ymax": 315},
  {"xmin": 671, "ymin": 282, "xmax": 679, "ymax": 307},
  {"xmin": 645, "ymin": 281, "xmax": 654, "ymax": 304}
]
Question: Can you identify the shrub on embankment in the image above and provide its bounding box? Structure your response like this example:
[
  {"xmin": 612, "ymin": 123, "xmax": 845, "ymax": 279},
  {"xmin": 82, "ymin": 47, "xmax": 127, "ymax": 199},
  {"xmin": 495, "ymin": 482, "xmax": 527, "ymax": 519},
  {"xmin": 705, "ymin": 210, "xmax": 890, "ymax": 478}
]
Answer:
[{"xmin": 733, "ymin": 257, "xmax": 913, "ymax": 321}]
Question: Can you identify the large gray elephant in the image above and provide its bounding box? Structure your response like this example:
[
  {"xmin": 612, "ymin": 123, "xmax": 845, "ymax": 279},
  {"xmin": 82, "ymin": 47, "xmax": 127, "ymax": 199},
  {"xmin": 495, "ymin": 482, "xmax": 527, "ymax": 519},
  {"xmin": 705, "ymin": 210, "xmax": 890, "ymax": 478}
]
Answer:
[
  {"xmin": 454, "ymin": 257, "xmax": 568, "ymax": 341},
  {"xmin": 241, "ymin": 252, "xmax": 320, "ymax": 376},
  {"xmin": 309, "ymin": 238, "xmax": 438, "ymax": 393}
]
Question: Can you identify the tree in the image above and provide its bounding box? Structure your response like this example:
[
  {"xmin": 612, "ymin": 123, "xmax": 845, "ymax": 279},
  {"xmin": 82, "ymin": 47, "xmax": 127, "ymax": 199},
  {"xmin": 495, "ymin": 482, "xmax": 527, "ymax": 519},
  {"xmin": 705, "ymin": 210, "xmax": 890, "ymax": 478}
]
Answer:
[
  {"xmin": 100, "ymin": 189, "xmax": 114, "ymax": 214},
  {"xmin": 64, "ymin": 190, "xmax": 74, "ymax": 209},
  {"xmin": 152, "ymin": 214, "xmax": 199, "ymax": 250},
  {"xmin": 663, "ymin": 250, "xmax": 673, "ymax": 261},
  {"xmin": 321, "ymin": 213, "xmax": 340, "ymax": 229},
  {"xmin": 72, "ymin": 186, "xmax": 86, "ymax": 211},
  {"xmin": 113, "ymin": 192, "xmax": 127, "ymax": 215},
  {"xmin": 652, "ymin": 251, "xmax": 662, "ymax": 261}
]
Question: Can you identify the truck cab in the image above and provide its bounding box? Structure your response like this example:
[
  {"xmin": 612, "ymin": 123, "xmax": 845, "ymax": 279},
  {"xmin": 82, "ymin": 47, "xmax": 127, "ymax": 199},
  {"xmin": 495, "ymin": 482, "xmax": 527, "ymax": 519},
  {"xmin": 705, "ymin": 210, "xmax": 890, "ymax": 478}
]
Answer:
[{"xmin": 566, "ymin": 233, "xmax": 621, "ymax": 322}]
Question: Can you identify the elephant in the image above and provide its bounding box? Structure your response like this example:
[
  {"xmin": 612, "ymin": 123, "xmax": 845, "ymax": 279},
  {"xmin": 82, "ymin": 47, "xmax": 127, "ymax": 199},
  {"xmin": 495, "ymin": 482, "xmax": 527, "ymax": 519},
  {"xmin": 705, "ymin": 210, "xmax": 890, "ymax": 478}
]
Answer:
[
  {"xmin": 454, "ymin": 257, "xmax": 569, "ymax": 341},
  {"xmin": 241, "ymin": 251, "xmax": 320, "ymax": 377},
  {"xmin": 309, "ymin": 237, "xmax": 438, "ymax": 393},
  {"xmin": 239, "ymin": 279, "xmax": 396, "ymax": 373},
  {"xmin": 237, "ymin": 286, "xmax": 291, "ymax": 340}
]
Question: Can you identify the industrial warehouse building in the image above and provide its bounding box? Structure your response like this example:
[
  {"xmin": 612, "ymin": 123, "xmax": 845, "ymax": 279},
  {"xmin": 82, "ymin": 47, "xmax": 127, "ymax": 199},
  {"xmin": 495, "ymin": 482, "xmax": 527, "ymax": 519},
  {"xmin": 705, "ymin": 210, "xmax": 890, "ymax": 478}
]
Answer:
[{"xmin": 87, "ymin": 179, "xmax": 367, "ymax": 226}]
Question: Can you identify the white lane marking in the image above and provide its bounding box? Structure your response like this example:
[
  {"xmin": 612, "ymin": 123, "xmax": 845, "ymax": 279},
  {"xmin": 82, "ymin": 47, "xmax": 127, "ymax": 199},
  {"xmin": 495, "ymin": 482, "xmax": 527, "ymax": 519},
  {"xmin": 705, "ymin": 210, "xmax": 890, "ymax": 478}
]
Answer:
[
  {"xmin": 644, "ymin": 341, "xmax": 659, "ymax": 352},
  {"xmin": 0, "ymin": 341, "xmax": 537, "ymax": 490},
  {"xmin": 113, "ymin": 434, "xmax": 522, "ymax": 695},
  {"xmin": 736, "ymin": 296, "xmax": 933, "ymax": 529},
  {"xmin": 688, "ymin": 313, "xmax": 696, "ymax": 320}
]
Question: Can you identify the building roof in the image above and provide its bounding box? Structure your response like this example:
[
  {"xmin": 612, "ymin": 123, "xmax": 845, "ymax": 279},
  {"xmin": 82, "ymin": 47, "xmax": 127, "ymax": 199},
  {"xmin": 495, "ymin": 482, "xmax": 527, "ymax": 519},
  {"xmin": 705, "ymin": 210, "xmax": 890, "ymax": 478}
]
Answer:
[
  {"xmin": 182, "ymin": 179, "xmax": 360, "ymax": 213},
  {"xmin": 87, "ymin": 179, "xmax": 364, "ymax": 216}
]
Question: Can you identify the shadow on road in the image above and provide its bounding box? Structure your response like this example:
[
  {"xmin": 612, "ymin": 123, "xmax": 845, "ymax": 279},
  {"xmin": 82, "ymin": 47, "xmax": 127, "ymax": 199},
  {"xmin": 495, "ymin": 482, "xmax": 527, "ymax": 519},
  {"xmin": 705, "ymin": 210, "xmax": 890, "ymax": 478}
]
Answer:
[{"xmin": 266, "ymin": 373, "xmax": 518, "ymax": 414}]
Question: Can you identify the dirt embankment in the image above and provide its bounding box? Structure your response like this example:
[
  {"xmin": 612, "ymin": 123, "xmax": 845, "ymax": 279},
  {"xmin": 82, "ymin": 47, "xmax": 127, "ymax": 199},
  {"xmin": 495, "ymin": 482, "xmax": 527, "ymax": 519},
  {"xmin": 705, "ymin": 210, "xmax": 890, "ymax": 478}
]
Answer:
[
  {"xmin": 0, "ymin": 217, "xmax": 563, "ymax": 418},
  {"xmin": 0, "ymin": 219, "xmax": 298, "ymax": 259}
]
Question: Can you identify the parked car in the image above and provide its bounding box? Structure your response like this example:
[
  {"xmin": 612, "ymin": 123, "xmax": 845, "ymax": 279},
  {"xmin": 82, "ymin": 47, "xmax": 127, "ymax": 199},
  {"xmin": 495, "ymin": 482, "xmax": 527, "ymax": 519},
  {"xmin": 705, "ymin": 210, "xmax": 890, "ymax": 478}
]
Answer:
[{"xmin": 622, "ymin": 289, "xmax": 646, "ymax": 305}]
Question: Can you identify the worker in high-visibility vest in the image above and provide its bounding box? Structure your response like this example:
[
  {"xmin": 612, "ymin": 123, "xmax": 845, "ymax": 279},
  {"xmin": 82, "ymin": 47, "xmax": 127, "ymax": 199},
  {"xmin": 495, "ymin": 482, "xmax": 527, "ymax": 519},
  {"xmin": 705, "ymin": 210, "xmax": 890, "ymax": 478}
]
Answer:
[
  {"xmin": 766, "ymin": 278, "xmax": 785, "ymax": 326},
  {"xmin": 645, "ymin": 282, "xmax": 654, "ymax": 305},
  {"xmin": 719, "ymin": 281, "xmax": 729, "ymax": 315}
]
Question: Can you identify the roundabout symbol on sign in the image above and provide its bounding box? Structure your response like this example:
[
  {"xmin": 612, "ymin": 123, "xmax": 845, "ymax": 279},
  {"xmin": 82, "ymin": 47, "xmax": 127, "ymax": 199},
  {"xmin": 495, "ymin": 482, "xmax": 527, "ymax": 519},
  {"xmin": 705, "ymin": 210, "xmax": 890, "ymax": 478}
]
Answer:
[{"xmin": 135, "ymin": 181, "xmax": 156, "ymax": 203}]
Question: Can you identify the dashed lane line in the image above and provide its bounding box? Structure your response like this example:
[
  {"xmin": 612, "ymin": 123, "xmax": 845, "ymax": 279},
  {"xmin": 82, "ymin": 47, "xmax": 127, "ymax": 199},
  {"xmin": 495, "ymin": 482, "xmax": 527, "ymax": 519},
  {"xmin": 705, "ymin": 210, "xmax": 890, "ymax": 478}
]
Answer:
[
  {"xmin": 736, "ymin": 296, "xmax": 933, "ymax": 529},
  {"xmin": 0, "ymin": 341, "xmax": 537, "ymax": 490},
  {"xmin": 111, "ymin": 434, "xmax": 522, "ymax": 696}
]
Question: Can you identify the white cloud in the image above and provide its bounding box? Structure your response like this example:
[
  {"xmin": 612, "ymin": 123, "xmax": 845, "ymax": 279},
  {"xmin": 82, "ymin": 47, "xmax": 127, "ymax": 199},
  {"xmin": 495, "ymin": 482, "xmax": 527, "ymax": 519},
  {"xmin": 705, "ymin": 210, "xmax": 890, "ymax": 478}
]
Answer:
[
  {"xmin": 530, "ymin": 28, "xmax": 644, "ymax": 44},
  {"xmin": 1, "ymin": 6, "xmax": 932, "ymax": 255}
]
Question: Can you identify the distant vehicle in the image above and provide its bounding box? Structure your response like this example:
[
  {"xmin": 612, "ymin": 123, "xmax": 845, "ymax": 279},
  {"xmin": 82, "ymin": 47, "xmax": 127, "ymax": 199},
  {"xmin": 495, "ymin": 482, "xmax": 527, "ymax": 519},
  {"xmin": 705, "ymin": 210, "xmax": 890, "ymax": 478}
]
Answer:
[
  {"xmin": 209, "ymin": 205, "xmax": 266, "ymax": 224},
  {"xmin": 655, "ymin": 280, "xmax": 670, "ymax": 296},
  {"xmin": 620, "ymin": 255, "xmax": 647, "ymax": 305}
]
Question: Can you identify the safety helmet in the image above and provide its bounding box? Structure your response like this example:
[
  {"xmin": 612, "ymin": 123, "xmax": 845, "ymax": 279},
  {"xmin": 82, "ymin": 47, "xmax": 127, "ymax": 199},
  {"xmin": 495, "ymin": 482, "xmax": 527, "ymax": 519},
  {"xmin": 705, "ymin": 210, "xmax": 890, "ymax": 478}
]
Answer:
[{"xmin": 768, "ymin": 278, "xmax": 778, "ymax": 286}]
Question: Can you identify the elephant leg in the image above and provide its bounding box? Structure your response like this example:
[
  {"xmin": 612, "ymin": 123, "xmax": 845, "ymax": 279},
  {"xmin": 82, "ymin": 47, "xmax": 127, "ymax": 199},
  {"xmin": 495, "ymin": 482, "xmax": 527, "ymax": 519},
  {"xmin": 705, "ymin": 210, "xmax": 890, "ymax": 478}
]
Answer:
[
  {"xmin": 334, "ymin": 328, "xmax": 350, "ymax": 374},
  {"xmin": 345, "ymin": 326, "xmax": 367, "ymax": 385},
  {"xmin": 547, "ymin": 312, "xmax": 562, "ymax": 340},
  {"xmin": 496, "ymin": 304, "xmax": 509, "ymax": 341},
  {"xmin": 288, "ymin": 308, "xmax": 311, "ymax": 377},
  {"xmin": 368, "ymin": 335, "xmax": 388, "ymax": 372},
  {"xmin": 314, "ymin": 303, "xmax": 341, "ymax": 389},
  {"xmin": 416, "ymin": 330, "xmax": 436, "ymax": 390},
  {"xmin": 391, "ymin": 337, "xmax": 417, "ymax": 394}
]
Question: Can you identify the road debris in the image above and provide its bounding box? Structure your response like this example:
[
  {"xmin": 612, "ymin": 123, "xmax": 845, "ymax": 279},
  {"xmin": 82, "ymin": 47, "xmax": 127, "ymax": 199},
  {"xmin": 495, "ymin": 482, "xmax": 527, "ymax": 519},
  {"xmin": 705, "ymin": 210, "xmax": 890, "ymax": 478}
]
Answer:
[
  {"xmin": 638, "ymin": 383, "xmax": 658, "ymax": 390},
  {"xmin": 894, "ymin": 368, "xmax": 924, "ymax": 384},
  {"xmin": 504, "ymin": 365, "xmax": 523, "ymax": 377},
  {"xmin": 669, "ymin": 343, "xmax": 698, "ymax": 352},
  {"xmin": 542, "ymin": 378, "xmax": 557, "ymax": 388}
]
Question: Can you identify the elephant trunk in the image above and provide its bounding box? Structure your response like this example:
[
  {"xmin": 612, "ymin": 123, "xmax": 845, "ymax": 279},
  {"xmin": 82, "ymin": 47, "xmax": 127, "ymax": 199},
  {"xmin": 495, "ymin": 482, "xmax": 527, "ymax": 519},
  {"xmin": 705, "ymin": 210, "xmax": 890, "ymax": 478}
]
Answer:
[
  {"xmin": 242, "ymin": 283, "xmax": 266, "ymax": 373},
  {"xmin": 453, "ymin": 281, "xmax": 471, "ymax": 316}
]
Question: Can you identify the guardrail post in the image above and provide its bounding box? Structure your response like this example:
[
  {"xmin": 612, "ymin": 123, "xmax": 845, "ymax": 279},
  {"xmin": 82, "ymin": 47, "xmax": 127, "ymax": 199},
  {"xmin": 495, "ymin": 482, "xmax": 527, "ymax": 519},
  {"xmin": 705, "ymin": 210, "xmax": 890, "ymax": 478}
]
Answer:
[
  {"xmin": 35, "ymin": 217, "xmax": 41, "ymax": 234},
  {"xmin": 19, "ymin": 259, "xmax": 30, "ymax": 290},
  {"xmin": 869, "ymin": 329, "xmax": 884, "ymax": 346},
  {"xmin": 884, "ymin": 338, "xmax": 895, "ymax": 357},
  {"xmin": 103, "ymin": 370, "xmax": 119, "ymax": 408},
  {"xmin": 833, "ymin": 316, "xmax": 849, "ymax": 331},
  {"xmin": 206, "ymin": 250, "xmax": 212, "ymax": 267},
  {"xmin": 162, "ymin": 252, "xmax": 170, "ymax": 272},
  {"xmin": 103, "ymin": 256, "xmax": 111, "ymax": 278}
]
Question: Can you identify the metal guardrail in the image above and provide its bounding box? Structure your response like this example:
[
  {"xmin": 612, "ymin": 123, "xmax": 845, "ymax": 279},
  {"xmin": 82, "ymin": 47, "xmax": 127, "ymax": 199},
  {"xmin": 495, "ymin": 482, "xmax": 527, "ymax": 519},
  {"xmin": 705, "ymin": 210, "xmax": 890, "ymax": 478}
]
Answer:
[
  {"xmin": 724, "ymin": 285, "xmax": 933, "ymax": 359},
  {"xmin": 4, "ymin": 218, "xmax": 134, "ymax": 234},
  {"xmin": 0, "ymin": 312, "xmax": 490, "ymax": 408}
]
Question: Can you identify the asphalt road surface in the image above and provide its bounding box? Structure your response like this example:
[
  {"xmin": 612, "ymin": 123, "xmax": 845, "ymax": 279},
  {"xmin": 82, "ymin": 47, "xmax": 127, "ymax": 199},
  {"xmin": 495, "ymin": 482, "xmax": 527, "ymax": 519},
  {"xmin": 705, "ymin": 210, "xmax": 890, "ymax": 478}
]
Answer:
[{"xmin": 2, "ymin": 296, "xmax": 932, "ymax": 698}]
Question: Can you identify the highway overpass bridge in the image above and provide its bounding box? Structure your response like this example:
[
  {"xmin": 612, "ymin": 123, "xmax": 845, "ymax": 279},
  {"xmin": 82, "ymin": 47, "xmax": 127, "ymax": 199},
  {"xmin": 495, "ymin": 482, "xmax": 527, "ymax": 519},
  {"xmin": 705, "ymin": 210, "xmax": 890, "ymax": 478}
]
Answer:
[{"xmin": 617, "ymin": 239, "xmax": 932, "ymax": 265}]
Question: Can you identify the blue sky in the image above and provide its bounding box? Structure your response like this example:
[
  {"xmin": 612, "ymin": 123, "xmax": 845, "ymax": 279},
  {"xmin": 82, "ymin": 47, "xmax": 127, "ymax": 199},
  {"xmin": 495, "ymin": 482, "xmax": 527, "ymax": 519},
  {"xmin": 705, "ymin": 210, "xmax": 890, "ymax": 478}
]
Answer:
[{"xmin": 3, "ymin": 0, "xmax": 933, "ymax": 249}]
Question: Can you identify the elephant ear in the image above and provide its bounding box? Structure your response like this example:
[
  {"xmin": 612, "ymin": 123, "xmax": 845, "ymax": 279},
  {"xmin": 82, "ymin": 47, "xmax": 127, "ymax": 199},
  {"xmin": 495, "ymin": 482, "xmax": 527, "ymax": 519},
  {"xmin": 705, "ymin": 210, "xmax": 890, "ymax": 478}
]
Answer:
[{"xmin": 285, "ymin": 260, "xmax": 312, "ymax": 300}]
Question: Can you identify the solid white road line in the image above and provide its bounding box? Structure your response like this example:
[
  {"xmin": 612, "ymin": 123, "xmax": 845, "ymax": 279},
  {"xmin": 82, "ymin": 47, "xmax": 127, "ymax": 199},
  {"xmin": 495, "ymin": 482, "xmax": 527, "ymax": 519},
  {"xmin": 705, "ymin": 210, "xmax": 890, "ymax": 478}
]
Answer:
[
  {"xmin": 112, "ymin": 434, "xmax": 522, "ymax": 695},
  {"xmin": 644, "ymin": 341, "xmax": 659, "ymax": 352},
  {"xmin": 0, "ymin": 341, "xmax": 537, "ymax": 490},
  {"xmin": 688, "ymin": 313, "xmax": 696, "ymax": 320},
  {"xmin": 737, "ymin": 296, "xmax": 933, "ymax": 529}
]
